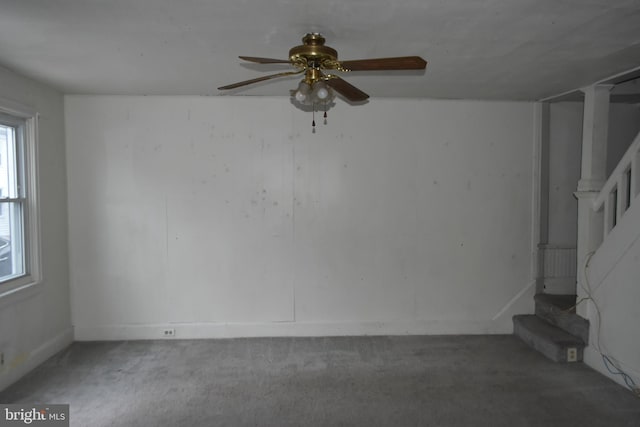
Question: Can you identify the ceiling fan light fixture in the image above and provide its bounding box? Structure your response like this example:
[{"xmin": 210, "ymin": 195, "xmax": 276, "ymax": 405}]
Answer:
[
  {"xmin": 292, "ymin": 79, "xmax": 335, "ymax": 107},
  {"xmin": 291, "ymin": 79, "xmax": 336, "ymax": 131}
]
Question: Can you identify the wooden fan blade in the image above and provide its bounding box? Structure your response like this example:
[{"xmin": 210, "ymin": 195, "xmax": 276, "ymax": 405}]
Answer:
[
  {"xmin": 218, "ymin": 70, "xmax": 303, "ymax": 90},
  {"xmin": 239, "ymin": 56, "xmax": 291, "ymax": 64},
  {"xmin": 325, "ymin": 76, "xmax": 369, "ymax": 102},
  {"xmin": 340, "ymin": 56, "xmax": 427, "ymax": 71}
]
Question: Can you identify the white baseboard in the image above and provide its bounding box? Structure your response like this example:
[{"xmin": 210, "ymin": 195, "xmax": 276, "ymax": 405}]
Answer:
[
  {"xmin": 0, "ymin": 327, "xmax": 73, "ymax": 392},
  {"xmin": 584, "ymin": 346, "xmax": 640, "ymax": 393},
  {"xmin": 74, "ymin": 318, "xmax": 516, "ymax": 341}
]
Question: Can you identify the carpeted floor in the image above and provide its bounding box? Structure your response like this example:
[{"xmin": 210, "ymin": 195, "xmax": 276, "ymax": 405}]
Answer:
[{"xmin": 1, "ymin": 335, "xmax": 639, "ymax": 426}]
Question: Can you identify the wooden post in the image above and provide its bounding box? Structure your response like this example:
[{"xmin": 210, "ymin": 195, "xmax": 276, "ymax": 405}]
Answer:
[{"xmin": 574, "ymin": 84, "xmax": 612, "ymax": 318}]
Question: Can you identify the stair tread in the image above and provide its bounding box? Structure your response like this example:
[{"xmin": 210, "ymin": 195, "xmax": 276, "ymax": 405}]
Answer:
[
  {"xmin": 513, "ymin": 314, "xmax": 585, "ymax": 346},
  {"xmin": 534, "ymin": 293, "xmax": 590, "ymax": 344},
  {"xmin": 534, "ymin": 294, "xmax": 577, "ymax": 311}
]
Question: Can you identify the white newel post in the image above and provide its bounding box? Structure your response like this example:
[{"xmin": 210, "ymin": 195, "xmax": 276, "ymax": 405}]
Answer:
[{"xmin": 574, "ymin": 85, "xmax": 612, "ymax": 318}]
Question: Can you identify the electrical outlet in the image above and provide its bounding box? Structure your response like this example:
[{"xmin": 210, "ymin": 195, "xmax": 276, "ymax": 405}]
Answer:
[
  {"xmin": 162, "ymin": 328, "xmax": 176, "ymax": 338},
  {"xmin": 567, "ymin": 348, "xmax": 578, "ymax": 362}
]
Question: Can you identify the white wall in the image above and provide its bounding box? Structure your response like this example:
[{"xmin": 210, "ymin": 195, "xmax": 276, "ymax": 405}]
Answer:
[
  {"xmin": 540, "ymin": 102, "xmax": 583, "ymax": 295},
  {"xmin": 0, "ymin": 66, "xmax": 72, "ymax": 390},
  {"xmin": 66, "ymin": 96, "xmax": 536, "ymax": 340},
  {"xmin": 548, "ymin": 102, "xmax": 582, "ymax": 247}
]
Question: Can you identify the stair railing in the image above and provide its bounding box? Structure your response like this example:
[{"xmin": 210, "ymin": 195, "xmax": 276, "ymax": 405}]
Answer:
[{"xmin": 592, "ymin": 130, "xmax": 640, "ymax": 237}]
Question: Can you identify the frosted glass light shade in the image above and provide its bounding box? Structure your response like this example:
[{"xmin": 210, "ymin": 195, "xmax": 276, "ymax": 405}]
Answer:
[
  {"xmin": 297, "ymin": 81, "xmax": 312, "ymax": 94},
  {"xmin": 313, "ymin": 81, "xmax": 329, "ymax": 100}
]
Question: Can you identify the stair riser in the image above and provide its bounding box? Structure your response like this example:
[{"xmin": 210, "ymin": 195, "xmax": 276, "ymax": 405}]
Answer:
[{"xmin": 513, "ymin": 316, "xmax": 585, "ymax": 363}]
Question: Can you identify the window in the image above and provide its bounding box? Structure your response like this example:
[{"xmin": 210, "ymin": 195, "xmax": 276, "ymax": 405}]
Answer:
[{"xmin": 0, "ymin": 101, "xmax": 40, "ymax": 295}]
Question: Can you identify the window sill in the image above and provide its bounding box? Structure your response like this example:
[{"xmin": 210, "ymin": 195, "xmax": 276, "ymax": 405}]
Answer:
[{"xmin": 0, "ymin": 279, "xmax": 43, "ymax": 307}]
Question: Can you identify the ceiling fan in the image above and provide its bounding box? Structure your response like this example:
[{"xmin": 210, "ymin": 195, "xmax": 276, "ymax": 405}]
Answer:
[{"xmin": 217, "ymin": 33, "xmax": 427, "ymax": 104}]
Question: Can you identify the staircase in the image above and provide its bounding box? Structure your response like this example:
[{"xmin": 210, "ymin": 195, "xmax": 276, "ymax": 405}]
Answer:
[
  {"xmin": 514, "ymin": 101, "xmax": 639, "ymax": 366},
  {"xmin": 513, "ymin": 294, "xmax": 589, "ymax": 363}
]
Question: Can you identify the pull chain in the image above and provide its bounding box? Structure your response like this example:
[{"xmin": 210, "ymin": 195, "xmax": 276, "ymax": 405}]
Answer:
[
  {"xmin": 312, "ymin": 104, "xmax": 316, "ymax": 133},
  {"xmin": 324, "ymin": 102, "xmax": 328, "ymax": 125}
]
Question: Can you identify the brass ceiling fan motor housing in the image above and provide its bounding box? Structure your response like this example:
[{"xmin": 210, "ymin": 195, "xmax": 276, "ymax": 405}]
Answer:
[{"xmin": 289, "ymin": 33, "xmax": 338, "ymax": 69}]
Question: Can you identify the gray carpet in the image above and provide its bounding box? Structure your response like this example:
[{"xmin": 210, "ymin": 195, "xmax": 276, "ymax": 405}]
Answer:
[{"xmin": 1, "ymin": 335, "xmax": 639, "ymax": 426}]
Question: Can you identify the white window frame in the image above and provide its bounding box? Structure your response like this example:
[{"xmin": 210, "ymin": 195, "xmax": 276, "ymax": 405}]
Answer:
[{"xmin": 0, "ymin": 97, "xmax": 41, "ymax": 298}]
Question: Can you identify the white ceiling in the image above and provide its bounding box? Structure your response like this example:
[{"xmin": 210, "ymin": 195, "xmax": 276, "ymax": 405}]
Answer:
[{"xmin": 1, "ymin": 0, "xmax": 640, "ymax": 100}]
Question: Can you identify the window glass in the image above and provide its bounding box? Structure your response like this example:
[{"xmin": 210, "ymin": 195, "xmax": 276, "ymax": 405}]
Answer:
[{"xmin": 0, "ymin": 120, "xmax": 26, "ymax": 282}]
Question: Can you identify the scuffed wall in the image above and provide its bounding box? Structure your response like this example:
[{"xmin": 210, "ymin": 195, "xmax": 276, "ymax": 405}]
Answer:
[{"xmin": 66, "ymin": 96, "xmax": 535, "ymax": 339}]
